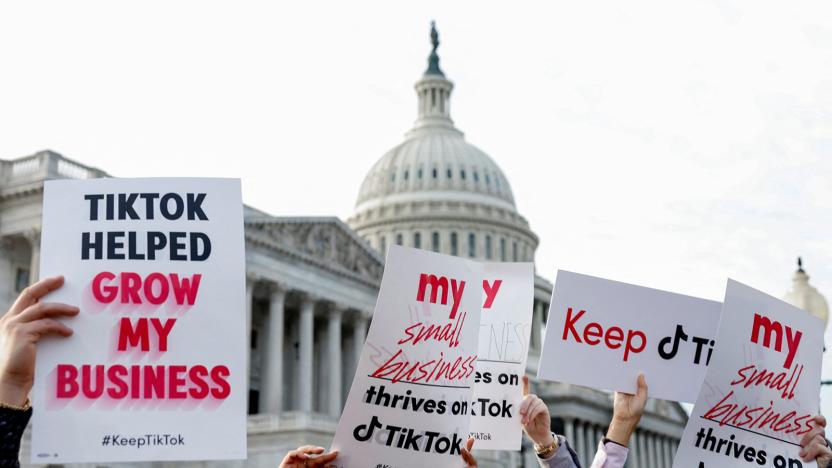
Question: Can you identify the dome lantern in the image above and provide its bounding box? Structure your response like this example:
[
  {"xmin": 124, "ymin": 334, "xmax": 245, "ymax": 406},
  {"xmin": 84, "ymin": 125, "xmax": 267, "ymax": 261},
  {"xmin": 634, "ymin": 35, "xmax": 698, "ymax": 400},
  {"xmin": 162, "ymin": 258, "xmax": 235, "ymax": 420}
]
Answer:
[
  {"xmin": 783, "ymin": 257, "xmax": 829, "ymax": 327},
  {"xmin": 411, "ymin": 22, "xmax": 457, "ymax": 134}
]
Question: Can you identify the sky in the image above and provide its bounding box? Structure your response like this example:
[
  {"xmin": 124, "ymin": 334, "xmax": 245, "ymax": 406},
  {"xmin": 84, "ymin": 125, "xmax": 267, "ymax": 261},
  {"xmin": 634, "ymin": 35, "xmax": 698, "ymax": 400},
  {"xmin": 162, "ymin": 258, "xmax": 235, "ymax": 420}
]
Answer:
[{"xmin": 2, "ymin": 0, "xmax": 832, "ymax": 428}]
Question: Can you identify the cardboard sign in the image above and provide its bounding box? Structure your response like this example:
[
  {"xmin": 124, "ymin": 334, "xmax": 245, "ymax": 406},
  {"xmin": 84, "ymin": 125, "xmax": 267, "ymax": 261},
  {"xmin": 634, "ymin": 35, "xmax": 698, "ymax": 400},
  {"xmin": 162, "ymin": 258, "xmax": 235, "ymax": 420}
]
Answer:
[
  {"xmin": 673, "ymin": 280, "xmax": 823, "ymax": 468},
  {"xmin": 537, "ymin": 270, "xmax": 722, "ymax": 403},
  {"xmin": 331, "ymin": 245, "xmax": 483, "ymax": 468},
  {"xmin": 32, "ymin": 178, "xmax": 247, "ymax": 463},
  {"xmin": 468, "ymin": 262, "xmax": 534, "ymax": 450}
]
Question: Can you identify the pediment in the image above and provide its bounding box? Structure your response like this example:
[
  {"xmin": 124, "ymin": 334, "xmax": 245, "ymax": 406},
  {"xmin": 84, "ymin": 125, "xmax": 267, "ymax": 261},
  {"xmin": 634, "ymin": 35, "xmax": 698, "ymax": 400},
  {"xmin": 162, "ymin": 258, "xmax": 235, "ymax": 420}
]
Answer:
[{"xmin": 244, "ymin": 211, "xmax": 384, "ymax": 287}]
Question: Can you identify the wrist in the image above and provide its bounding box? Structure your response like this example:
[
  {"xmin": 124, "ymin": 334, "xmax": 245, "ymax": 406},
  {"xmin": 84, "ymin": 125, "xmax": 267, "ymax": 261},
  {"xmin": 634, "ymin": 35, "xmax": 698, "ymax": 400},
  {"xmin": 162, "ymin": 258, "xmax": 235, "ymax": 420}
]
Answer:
[
  {"xmin": 0, "ymin": 381, "xmax": 30, "ymax": 407},
  {"xmin": 606, "ymin": 418, "xmax": 638, "ymax": 447},
  {"xmin": 535, "ymin": 432, "xmax": 555, "ymax": 447}
]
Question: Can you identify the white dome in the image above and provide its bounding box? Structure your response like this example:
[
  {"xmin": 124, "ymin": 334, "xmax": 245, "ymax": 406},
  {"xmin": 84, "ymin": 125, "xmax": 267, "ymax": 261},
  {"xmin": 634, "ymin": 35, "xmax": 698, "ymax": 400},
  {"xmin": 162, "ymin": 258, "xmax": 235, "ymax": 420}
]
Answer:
[
  {"xmin": 348, "ymin": 23, "xmax": 537, "ymax": 262},
  {"xmin": 783, "ymin": 258, "xmax": 829, "ymax": 325}
]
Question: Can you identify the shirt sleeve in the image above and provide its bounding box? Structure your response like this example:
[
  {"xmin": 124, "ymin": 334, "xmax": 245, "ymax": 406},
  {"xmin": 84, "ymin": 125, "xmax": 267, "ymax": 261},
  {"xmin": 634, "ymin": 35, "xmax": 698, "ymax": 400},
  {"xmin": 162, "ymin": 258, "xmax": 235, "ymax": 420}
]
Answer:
[
  {"xmin": 537, "ymin": 435, "xmax": 582, "ymax": 468},
  {"xmin": 0, "ymin": 407, "xmax": 31, "ymax": 468},
  {"xmin": 589, "ymin": 440, "xmax": 629, "ymax": 468}
]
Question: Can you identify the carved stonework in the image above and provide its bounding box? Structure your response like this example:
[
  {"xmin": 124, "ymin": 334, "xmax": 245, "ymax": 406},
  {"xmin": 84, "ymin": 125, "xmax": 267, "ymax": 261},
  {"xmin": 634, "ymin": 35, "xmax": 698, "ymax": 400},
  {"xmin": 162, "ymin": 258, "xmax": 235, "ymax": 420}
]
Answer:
[{"xmin": 246, "ymin": 220, "xmax": 383, "ymax": 285}]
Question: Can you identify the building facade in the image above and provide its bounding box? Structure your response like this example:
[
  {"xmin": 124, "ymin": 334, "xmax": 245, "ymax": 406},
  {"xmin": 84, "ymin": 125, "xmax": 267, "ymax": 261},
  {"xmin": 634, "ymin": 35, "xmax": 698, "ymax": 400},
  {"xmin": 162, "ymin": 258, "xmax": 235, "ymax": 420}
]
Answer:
[{"xmin": 0, "ymin": 25, "xmax": 696, "ymax": 468}]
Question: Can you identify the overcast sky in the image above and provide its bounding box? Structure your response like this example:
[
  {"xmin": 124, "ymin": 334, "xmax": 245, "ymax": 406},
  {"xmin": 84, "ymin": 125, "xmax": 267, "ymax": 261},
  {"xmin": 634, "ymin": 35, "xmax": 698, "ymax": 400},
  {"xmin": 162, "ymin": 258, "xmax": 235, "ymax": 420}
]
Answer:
[{"xmin": 2, "ymin": 0, "xmax": 832, "ymax": 426}]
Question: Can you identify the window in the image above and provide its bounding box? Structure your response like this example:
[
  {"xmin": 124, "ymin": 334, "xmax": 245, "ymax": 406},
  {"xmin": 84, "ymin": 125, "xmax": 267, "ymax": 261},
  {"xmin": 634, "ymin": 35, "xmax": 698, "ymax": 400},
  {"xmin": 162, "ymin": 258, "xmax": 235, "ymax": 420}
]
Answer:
[
  {"xmin": 473, "ymin": 171, "xmax": 479, "ymax": 182},
  {"xmin": 248, "ymin": 389, "xmax": 260, "ymax": 415},
  {"xmin": 251, "ymin": 329, "xmax": 258, "ymax": 350},
  {"xmin": 414, "ymin": 232, "xmax": 421, "ymax": 249},
  {"xmin": 460, "ymin": 169, "xmax": 466, "ymax": 180},
  {"xmin": 485, "ymin": 174, "xmax": 491, "ymax": 185},
  {"xmin": 404, "ymin": 170, "xmax": 409, "ymax": 181},
  {"xmin": 432, "ymin": 232, "xmax": 440, "ymax": 252},
  {"xmin": 500, "ymin": 238, "xmax": 506, "ymax": 261},
  {"xmin": 396, "ymin": 234, "xmax": 403, "ymax": 246},
  {"xmin": 496, "ymin": 177, "xmax": 501, "ymax": 189},
  {"xmin": 446, "ymin": 168, "xmax": 452, "ymax": 179},
  {"xmin": 468, "ymin": 233, "xmax": 476, "ymax": 258},
  {"xmin": 450, "ymin": 232, "xmax": 458, "ymax": 256},
  {"xmin": 418, "ymin": 168, "xmax": 423, "ymax": 179},
  {"xmin": 14, "ymin": 268, "xmax": 29, "ymax": 293},
  {"xmin": 432, "ymin": 168, "xmax": 438, "ymax": 179},
  {"xmin": 380, "ymin": 236, "xmax": 387, "ymax": 254},
  {"xmin": 390, "ymin": 172, "xmax": 395, "ymax": 182},
  {"xmin": 512, "ymin": 241, "xmax": 518, "ymax": 261},
  {"xmin": 485, "ymin": 235, "xmax": 493, "ymax": 260}
]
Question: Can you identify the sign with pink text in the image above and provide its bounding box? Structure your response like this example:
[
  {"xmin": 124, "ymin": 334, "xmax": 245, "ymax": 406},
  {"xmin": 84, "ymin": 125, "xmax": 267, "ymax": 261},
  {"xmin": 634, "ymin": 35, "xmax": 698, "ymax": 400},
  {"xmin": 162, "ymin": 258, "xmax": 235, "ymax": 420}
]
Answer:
[
  {"xmin": 468, "ymin": 262, "xmax": 534, "ymax": 451},
  {"xmin": 537, "ymin": 270, "xmax": 722, "ymax": 403},
  {"xmin": 331, "ymin": 245, "xmax": 483, "ymax": 468},
  {"xmin": 673, "ymin": 280, "xmax": 823, "ymax": 468},
  {"xmin": 32, "ymin": 178, "xmax": 247, "ymax": 464}
]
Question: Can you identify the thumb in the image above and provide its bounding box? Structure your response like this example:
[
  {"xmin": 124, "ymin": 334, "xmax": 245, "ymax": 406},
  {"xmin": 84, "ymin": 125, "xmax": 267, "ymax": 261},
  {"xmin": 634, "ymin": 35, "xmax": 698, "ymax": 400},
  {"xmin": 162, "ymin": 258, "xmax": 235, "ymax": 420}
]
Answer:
[
  {"xmin": 466, "ymin": 437, "xmax": 475, "ymax": 452},
  {"xmin": 636, "ymin": 373, "xmax": 648, "ymax": 400},
  {"xmin": 522, "ymin": 375, "xmax": 530, "ymax": 396}
]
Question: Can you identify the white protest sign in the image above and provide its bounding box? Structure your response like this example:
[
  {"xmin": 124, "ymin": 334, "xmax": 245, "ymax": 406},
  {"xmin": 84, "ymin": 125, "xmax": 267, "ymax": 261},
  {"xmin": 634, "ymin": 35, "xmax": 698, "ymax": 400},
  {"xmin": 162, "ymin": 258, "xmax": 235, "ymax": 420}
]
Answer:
[
  {"xmin": 468, "ymin": 262, "xmax": 534, "ymax": 451},
  {"xmin": 331, "ymin": 245, "xmax": 482, "ymax": 468},
  {"xmin": 537, "ymin": 270, "xmax": 722, "ymax": 403},
  {"xmin": 32, "ymin": 178, "xmax": 247, "ymax": 464},
  {"xmin": 673, "ymin": 280, "xmax": 823, "ymax": 468}
]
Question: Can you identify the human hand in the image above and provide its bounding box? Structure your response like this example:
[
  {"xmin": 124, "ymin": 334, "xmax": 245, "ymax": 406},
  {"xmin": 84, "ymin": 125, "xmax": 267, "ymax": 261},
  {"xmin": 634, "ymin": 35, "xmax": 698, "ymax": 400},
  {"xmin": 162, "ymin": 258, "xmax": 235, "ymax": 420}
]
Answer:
[
  {"xmin": 607, "ymin": 373, "xmax": 648, "ymax": 447},
  {"xmin": 460, "ymin": 437, "xmax": 477, "ymax": 467},
  {"xmin": 0, "ymin": 275, "xmax": 78, "ymax": 407},
  {"xmin": 520, "ymin": 375, "xmax": 554, "ymax": 447},
  {"xmin": 799, "ymin": 415, "xmax": 831, "ymax": 468},
  {"xmin": 279, "ymin": 445, "xmax": 338, "ymax": 467}
]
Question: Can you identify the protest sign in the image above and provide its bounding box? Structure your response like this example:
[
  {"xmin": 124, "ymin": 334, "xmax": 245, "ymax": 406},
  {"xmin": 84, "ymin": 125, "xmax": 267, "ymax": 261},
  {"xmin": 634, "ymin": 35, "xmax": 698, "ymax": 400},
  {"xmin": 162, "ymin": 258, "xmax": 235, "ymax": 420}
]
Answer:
[
  {"xmin": 468, "ymin": 262, "xmax": 534, "ymax": 451},
  {"xmin": 537, "ymin": 270, "xmax": 722, "ymax": 403},
  {"xmin": 331, "ymin": 245, "xmax": 482, "ymax": 468},
  {"xmin": 673, "ymin": 280, "xmax": 823, "ymax": 468},
  {"xmin": 32, "ymin": 178, "xmax": 247, "ymax": 463}
]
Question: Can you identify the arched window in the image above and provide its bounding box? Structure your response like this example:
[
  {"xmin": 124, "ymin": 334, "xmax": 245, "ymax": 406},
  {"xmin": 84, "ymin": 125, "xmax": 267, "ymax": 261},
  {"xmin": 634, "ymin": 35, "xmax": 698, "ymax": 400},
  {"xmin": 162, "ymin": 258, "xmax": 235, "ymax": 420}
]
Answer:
[
  {"xmin": 450, "ymin": 232, "xmax": 458, "ymax": 256},
  {"xmin": 414, "ymin": 232, "xmax": 421, "ymax": 249},
  {"xmin": 460, "ymin": 169, "xmax": 466, "ymax": 180},
  {"xmin": 485, "ymin": 174, "xmax": 491, "ymax": 185},
  {"xmin": 485, "ymin": 235, "xmax": 493, "ymax": 260},
  {"xmin": 446, "ymin": 168, "xmax": 452, "ymax": 179},
  {"xmin": 512, "ymin": 241, "xmax": 518, "ymax": 261},
  {"xmin": 396, "ymin": 234, "xmax": 403, "ymax": 246},
  {"xmin": 432, "ymin": 232, "xmax": 440, "ymax": 252},
  {"xmin": 473, "ymin": 171, "xmax": 479, "ymax": 182},
  {"xmin": 432, "ymin": 168, "xmax": 438, "ymax": 179},
  {"xmin": 468, "ymin": 233, "xmax": 476, "ymax": 258},
  {"xmin": 500, "ymin": 238, "xmax": 506, "ymax": 261}
]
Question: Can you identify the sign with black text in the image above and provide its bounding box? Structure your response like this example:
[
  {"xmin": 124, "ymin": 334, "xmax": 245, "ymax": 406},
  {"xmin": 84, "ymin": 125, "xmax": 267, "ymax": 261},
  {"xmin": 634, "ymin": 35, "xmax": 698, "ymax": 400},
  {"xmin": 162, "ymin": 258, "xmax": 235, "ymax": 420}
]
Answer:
[
  {"xmin": 331, "ymin": 245, "xmax": 483, "ymax": 468},
  {"xmin": 673, "ymin": 280, "xmax": 823, "ymax": 468},
  {"xmin": 32, "ymin": 178, "xmax": 247, "ymax": 463}
]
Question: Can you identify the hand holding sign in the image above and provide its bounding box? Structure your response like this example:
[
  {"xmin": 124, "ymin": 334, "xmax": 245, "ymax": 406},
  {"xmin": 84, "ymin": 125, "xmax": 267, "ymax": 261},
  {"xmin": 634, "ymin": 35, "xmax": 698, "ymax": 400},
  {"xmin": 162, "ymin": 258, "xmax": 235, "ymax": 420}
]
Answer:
[
  {"xmin": 799, "ymin": 416, "xmax": 831, "ymax": 467},
  {"xmin": 607, "ymin": 374, "xmax": 648, "ymax": 447},
  {"xmin": 278, "ymin": 446, "xmax": 339, "ymax": 468},
  {"xmin": 0, "ymin": 275, "xmax": 78, "ymax": 407},
  {"xmin": 519, "ymin": 375, "xmax": 554, "ymax": 448}
]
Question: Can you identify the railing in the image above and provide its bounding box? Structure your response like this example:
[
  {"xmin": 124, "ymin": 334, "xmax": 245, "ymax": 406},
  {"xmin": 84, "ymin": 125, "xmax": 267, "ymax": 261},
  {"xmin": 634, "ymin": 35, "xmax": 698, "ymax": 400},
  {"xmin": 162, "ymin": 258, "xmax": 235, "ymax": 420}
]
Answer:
[{"xmin": 0, "ymin": 150, "xmax": 107, "ymax": 188}]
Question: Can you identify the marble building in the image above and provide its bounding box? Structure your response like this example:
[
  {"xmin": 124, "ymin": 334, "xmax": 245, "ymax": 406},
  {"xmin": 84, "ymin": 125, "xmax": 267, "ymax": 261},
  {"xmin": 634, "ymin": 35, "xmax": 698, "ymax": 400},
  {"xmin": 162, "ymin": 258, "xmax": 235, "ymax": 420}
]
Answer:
[{"xmin": 18, "ymin": 24, "xmax": 832, "ymax": 468}]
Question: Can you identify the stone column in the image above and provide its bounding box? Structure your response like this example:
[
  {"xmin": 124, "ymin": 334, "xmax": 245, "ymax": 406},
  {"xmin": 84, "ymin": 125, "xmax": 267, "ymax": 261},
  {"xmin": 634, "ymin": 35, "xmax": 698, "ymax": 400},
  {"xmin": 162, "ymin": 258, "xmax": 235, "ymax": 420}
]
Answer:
[
  {"xmin": 353, "ymin": 314, "xmax": 368, "ymax": 375},
  {"xmin": 327, "ymin": 305, "xmax": 343, "ymax": 417},
  {"xmin": 648, "ymin": 433, "xmax": 658, "ymax": 468},
  {"xmin": 575, "ymin": 421, "xmax": 586, "ymax": 466},
  {"xmin": 299, "ymin": 294, "xmax": 316, "ymax": 412},
  {"xmin": 584, "ymin": 424, "xmax": 594, "ymax": 466},
  {"xmin": 531, "ymin": 300, "xmax": 543, "ymax": 350},
  {"xmin": 245, "ymin": 276, "xmax": 255, "ymax": 381},
  {"xmin": 260, "ymin": 283, "xmax": 286, "ymax": 413},
  {"xmin": 24, "ymin": 229, "xmax": 40, "ymax": 284},
  {"xmin": 665, "ymin": 437, "xmax": 673, "ymax": 467},
  {"xmin": 630, "ymin": 431, "xmax": 640, "ymax": 468},
  {"xmin": 564, "ymin": 418, "xmax": 575, "ymax": 450}
]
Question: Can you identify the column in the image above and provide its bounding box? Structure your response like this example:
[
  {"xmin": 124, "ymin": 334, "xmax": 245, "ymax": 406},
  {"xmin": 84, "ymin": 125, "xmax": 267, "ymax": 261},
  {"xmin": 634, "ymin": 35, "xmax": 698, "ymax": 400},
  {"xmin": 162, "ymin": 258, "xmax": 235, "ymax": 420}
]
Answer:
[
  {"xmin": 531, "ymin": 300, "xmax": 544, "ymax": 350},
  {"xmin": 245, "ymin": 276, "xmax": 255, "ymax": 381},
  {"xmin": 353, "ymin": 314, "xmax": 368, "ymax": 373},
  {"xmin": 575, "ymin": 421, "xmax": 586, "ymax": 467},
  {"xmin": 260, "ymin": 283, "xmax": 286, "ymax": 413},
  {"xmin": 564, "ymin": 418, "xmax": 575, "ymax": 450},
  {"xmin": 24, "ymin": 229, "xmax": 40, "ymax": 284},
  {"xmin": 630, "ymin": 431, "xmax": 639, "ymax": 468},
  {"xmin": 664, "ymin": 437, "xmax": 673, "ymax": 467},
  {"xmin": 299, "ymin": 294, "xmax": 316, "ymax": 412},
  {"xmin": 649, "ymin": 433, "xmax": 659, "ymax": 468},
  {"xmin": 327, "ymin": 305, "xmax": 343, "ymax": 417}
]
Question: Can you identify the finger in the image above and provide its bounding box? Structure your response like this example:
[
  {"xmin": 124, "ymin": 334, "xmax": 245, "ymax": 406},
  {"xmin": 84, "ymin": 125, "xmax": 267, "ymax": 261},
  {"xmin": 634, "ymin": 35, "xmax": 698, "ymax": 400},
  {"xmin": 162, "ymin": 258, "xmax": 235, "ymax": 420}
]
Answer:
[
  {"xmin": 297, "ymin": 445, "xmax": 325, "ymax": 455},
  {"xmin": 9, "ymin": 276, "xmax": 64, "ymax": 316},
  {"xmin": 522, "ymin": 375, "xmax": 530, "ymax": 396},
  {"xmin": 519, "ymin": 394, "xmax": 534, "ymax": 416},
  {"xmin": 16, "ymin": 302, "xmax": 79, "ymax": 324},
  {"xmin": 527, "ymin": 399, "xmax": 547, "ymax": 425},
  {"xmin": 800, "ymin": 427, "xmax": 823, "ymax": 447},
  {"xmin": 309, "ymin": 451, "xmax": 338, "ymax": 466},
  {"xmin": 816, "ymin": 414, "xmax": 827, "ymax": 429},
  {"xmin": 21, "ymin": 318, "xmax": 73, "ymax": 339},
  {"xmin": 801, "ymin": 440, "xmax": 825, "ymax": 461},
  {"xmin": 467, "ymin": 437, "xmax": 475, "ymax": 452},
  {"xmin": 636, "ymin": 373, "xmax": 648, "ymax": 400}
]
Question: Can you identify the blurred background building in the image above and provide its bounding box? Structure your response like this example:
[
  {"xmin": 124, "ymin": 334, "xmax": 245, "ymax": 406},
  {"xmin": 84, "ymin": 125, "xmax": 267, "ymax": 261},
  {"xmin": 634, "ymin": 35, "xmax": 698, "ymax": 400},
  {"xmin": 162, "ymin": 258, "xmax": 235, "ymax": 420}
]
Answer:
[{"xmin": 0, "ymin": 23, "xmax": 825, "ymax": 468}]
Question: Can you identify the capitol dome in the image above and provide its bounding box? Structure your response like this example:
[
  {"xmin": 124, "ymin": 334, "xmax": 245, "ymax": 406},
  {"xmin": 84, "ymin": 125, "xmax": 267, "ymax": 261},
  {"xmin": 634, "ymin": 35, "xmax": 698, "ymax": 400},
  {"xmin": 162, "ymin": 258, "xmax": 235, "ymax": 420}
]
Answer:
[
  {"xmin": 783, "ymin": 257, "xmax": 829, "ymax": 325},
  {"xmin": 348, "ymin": 22, "xmax": 538, "ymax": 262}
]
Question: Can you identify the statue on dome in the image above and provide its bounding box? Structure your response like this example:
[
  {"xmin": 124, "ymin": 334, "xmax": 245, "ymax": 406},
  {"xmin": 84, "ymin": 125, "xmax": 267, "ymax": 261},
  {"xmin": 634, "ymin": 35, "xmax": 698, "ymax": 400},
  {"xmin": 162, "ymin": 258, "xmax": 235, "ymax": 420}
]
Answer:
[{"xmin": 426, "ymin": 21, "xmax": 444, "ymax": 76}]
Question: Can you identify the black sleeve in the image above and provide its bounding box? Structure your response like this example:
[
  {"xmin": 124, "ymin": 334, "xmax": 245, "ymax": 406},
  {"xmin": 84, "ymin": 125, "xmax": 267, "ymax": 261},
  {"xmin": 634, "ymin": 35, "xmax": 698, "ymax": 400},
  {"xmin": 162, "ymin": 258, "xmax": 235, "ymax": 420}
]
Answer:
[{"xmin": 0, "ymin": 407, "xmax": 32, "ymax": 468}]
